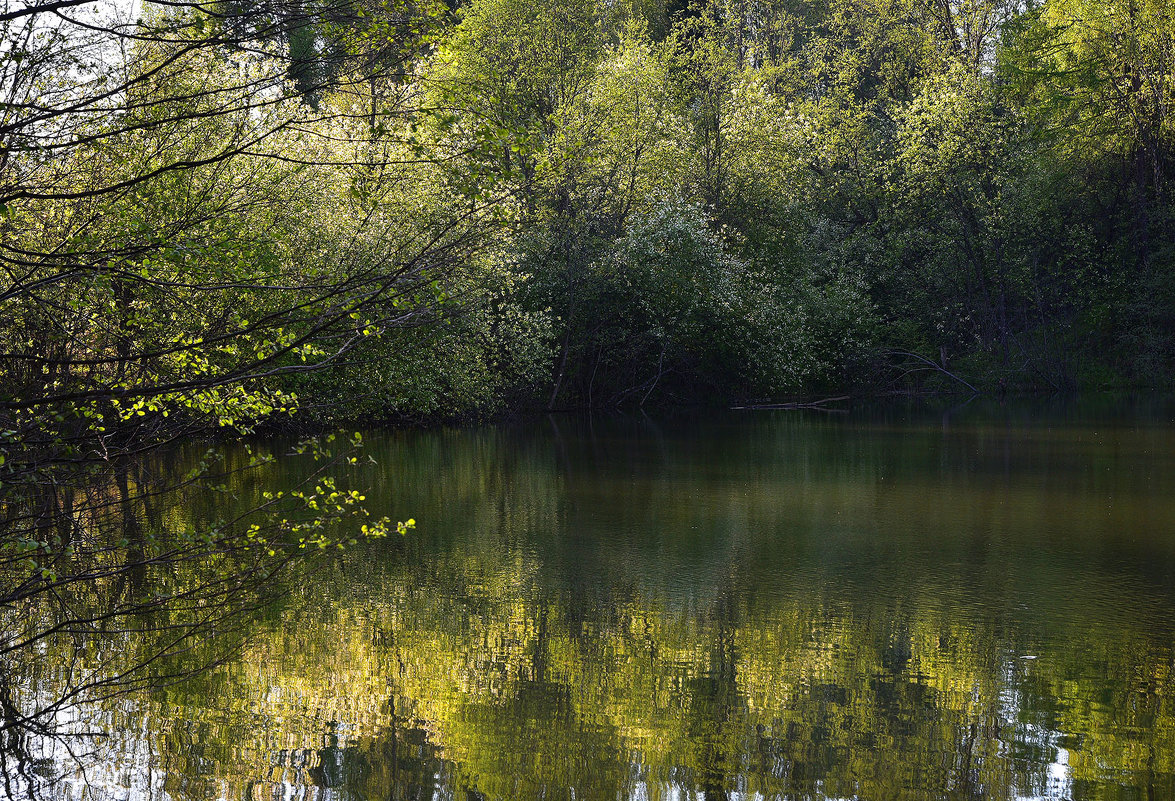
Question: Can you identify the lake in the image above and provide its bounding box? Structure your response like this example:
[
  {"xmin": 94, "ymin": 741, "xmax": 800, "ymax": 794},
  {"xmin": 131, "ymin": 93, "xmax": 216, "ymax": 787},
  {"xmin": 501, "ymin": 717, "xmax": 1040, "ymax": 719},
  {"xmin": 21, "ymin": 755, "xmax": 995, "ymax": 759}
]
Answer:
[{"xmin": 3, "ymin": 396, "xmax": 1175, "ymax": 800}]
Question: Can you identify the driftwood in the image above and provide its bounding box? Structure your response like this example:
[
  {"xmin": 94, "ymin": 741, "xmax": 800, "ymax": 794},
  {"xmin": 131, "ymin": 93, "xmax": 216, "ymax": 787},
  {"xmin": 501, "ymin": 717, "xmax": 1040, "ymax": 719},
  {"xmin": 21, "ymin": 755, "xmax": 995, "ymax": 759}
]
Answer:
[{"xmin": 731, "ymin": 395, "xmax": 850, "ymax": 411}]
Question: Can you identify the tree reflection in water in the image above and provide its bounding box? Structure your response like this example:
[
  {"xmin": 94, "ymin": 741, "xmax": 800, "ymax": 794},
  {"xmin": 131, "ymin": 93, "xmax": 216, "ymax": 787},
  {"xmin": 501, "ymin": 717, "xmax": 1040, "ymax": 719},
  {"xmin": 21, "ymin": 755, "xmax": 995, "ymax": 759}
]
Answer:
[
  {"xmin": 0, "ymin": 437, "xmax": 378, "ymax": 799},
  {"xmin": 3, "ymin": 404, "xmax": 1175, "ymax": 800}
]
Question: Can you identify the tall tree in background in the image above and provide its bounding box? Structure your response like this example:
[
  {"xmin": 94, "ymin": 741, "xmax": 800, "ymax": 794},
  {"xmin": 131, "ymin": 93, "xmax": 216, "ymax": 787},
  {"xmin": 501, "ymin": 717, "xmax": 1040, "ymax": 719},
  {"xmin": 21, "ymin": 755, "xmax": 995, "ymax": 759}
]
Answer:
[
  {"xmin": 1002, "ymin": 0, "xmax": 1175, "ymax": 379},
  {"xmin": 1022, "ymin": 0, "xmax": 1172, "ymax": 263}
]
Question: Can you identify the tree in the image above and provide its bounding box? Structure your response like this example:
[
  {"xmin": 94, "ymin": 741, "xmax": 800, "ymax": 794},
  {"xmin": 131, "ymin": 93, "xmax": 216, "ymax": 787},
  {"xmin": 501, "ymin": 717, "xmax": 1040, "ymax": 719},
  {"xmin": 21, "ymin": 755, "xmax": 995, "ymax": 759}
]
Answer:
[
  {"xmin": 1012, "ymin": 0, "xmax": 1173, "ymax": 263},
  {"xmin": 0, "ymin": 0, "xmax": 478, "ymax": 469},
  {"xmin": 0, "ymin": 0, "xmax": 446, "ymax": 742}
]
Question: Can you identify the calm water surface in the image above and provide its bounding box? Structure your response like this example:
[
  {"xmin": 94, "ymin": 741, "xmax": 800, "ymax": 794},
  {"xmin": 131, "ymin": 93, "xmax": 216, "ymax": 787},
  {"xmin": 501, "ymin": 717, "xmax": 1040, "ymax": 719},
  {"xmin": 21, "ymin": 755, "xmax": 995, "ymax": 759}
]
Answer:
[{"xmin": 4, "ymin": 397, "xmax": 1175, "ymax": 800}]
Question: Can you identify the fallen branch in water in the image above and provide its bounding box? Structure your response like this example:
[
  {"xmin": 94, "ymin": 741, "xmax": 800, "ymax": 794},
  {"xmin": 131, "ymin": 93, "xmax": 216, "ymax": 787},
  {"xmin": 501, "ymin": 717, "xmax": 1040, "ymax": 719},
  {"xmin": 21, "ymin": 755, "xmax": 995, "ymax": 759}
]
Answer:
[{"xmin": 731, "ymin": 396, "xmax": 850, "ymax": 411}]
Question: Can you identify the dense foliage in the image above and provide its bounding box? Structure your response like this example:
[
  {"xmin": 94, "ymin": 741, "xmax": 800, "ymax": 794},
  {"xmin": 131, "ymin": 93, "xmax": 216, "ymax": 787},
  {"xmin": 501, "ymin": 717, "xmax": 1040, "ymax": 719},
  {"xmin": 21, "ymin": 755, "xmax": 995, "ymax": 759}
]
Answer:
[
  {"xmin": 3, "ymin": 0, "xmax": 1172, "ymax": 625},
  {"xmin": 2, "ymin": 0, "xmax": 1172, "ymax": 445},
  {"xmin": 0, "ymin": 0, "xmax": 1169, "ymax": 621}
]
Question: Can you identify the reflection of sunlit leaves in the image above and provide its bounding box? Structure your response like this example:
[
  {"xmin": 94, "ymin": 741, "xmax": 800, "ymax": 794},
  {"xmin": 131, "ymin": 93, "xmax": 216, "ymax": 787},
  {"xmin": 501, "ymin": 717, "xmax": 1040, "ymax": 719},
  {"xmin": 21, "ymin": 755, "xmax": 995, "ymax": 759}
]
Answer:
[
  {"xmin": 11, "ymin": 416, "xmax": 1175, "ymax": 799},
  {"xmin": 162, "ymin": 537, "xmax": 1171, "ymax": 800}
]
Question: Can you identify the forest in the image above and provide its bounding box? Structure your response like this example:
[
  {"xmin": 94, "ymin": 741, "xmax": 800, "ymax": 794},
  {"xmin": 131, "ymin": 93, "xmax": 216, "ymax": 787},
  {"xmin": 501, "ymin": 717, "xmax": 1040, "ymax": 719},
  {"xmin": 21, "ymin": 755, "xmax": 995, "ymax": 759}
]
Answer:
[{"xmin": 2, "ymin": 0, "xmax": 1172, "ymax": 453}]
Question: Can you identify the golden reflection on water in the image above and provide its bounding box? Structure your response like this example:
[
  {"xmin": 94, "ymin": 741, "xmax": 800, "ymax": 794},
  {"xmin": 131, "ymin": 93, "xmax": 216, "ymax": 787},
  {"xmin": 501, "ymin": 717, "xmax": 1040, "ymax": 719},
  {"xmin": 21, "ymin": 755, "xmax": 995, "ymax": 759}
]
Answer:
[{"xmin": 3, "ymin": 399, "xmax": 1175, "ymax": 800}]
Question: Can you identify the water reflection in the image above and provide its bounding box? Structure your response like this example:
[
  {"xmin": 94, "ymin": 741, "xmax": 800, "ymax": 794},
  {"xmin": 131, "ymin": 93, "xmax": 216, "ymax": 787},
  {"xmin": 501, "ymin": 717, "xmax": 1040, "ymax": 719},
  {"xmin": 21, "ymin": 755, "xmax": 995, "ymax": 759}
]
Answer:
[{"xmin": 4, "ymin": 399, "xmax": 1175, "ymax": 800}]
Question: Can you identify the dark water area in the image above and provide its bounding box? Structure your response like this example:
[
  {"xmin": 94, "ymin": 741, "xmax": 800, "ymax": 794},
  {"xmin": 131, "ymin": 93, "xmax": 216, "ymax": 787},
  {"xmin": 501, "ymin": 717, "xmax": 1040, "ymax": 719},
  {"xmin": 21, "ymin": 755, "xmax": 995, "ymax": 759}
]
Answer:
[{"xmin": 3, "ymin": 395, "xmax": 1175, "ymax": 800}]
